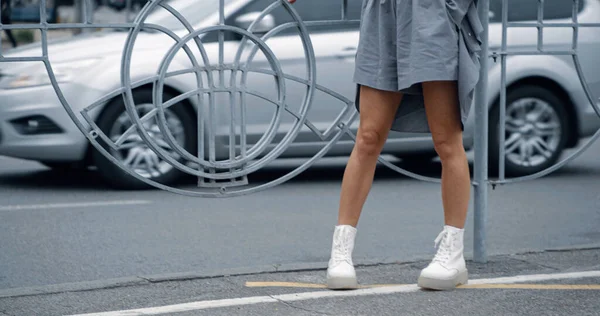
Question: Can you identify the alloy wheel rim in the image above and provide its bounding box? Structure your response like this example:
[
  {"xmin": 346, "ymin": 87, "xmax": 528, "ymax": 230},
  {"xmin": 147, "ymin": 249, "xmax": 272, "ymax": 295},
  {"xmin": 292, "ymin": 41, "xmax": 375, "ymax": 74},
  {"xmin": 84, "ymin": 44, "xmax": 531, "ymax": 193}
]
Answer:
[
  {"xmin": 108, "ymin": 103, "xmax": 186, "ymax": 179},
  {"xmin": 503, "ymin": 97, "xmax": 562, "ymax": 168}
]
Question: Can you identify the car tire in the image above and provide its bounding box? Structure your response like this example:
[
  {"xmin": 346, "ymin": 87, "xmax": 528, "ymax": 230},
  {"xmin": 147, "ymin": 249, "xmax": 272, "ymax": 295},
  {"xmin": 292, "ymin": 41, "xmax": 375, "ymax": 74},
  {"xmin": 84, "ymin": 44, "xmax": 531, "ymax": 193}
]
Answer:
[
  {"xmin": 489, "ymin": 85, "xmax": 570, "ymax": 177},
  {"xmin": 92, "ymin": 89, "xmax": 196, "ymax": 190}
]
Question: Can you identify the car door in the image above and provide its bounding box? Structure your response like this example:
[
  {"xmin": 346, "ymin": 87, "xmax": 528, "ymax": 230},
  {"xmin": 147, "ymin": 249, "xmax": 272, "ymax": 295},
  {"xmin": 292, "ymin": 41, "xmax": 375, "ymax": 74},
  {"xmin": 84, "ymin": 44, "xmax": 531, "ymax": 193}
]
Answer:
[
  {"xmin": 510, "ymin": 0, "xmax": 600, "ymax": 126},
  {"xmin": 220, "ymin": 0, "xmax": 439, "ymax": 160},
  {"xmin": 220, "ymin": 0, "xmax": 362, "ymax": 158},
  {"xmin": 576, "ymin": 0, "xmax": 600, "ymax": 105}
]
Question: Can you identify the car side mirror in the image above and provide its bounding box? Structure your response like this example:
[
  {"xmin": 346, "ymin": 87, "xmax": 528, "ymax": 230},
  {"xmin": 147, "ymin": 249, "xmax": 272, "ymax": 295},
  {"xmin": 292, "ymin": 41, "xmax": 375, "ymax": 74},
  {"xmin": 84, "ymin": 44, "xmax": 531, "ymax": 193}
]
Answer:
[{"xmin": 234, "ymin": 12, "xmax": 276, "ymax": 34}]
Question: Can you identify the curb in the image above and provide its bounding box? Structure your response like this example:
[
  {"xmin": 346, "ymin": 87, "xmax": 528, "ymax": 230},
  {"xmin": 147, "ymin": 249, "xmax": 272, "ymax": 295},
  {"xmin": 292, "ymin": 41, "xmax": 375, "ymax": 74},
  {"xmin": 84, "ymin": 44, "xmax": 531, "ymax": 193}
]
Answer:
[
  {"xmin": 0, "ymin": 258, "xmax": 427, "ymax": 299},
  {"xmin": 0, "ymin": 276, "xmax": 147, "ymax": 299},
  {"xmin": 545, "ymin": 243, "xmax": 600, "ymax": 252},
  {"xmin": 1, "ymin": 245, "xmax": 599, "ymax": 299}
]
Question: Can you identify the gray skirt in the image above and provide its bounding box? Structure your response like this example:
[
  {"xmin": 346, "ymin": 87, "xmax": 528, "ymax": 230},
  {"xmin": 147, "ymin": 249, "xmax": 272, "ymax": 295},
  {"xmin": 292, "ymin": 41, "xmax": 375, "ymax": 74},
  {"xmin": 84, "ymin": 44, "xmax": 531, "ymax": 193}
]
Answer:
[{"xmin": 353, "ymin": 0, "xmax": 482, "ymax": 133}]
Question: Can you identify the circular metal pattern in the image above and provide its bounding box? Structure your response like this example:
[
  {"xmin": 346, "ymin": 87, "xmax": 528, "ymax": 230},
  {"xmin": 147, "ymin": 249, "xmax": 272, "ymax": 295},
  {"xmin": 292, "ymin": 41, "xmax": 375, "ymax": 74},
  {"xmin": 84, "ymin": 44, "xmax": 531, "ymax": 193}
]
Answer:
[
  {"xmin": 504, "ymin": 98, "xmax": 562, "ymax": 168},
  {"xmin": 109, "ymin": 0, "xmax": 332, "ymax": 194},
  {"xmin": 119, "ymin": 24, "xmax": 290, "ymax": 179},
  {"xmin": 151, "ymin": 25, "xmax": 288, "ymax": 173},
  {"xmin": 0, "ymin": 0, "xmax": 598, "ymax": 195}
]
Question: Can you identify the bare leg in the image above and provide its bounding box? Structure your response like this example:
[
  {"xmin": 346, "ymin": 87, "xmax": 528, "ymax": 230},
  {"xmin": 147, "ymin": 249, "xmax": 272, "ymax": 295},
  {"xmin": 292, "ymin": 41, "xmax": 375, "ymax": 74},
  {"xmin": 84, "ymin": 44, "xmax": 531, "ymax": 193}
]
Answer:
[
  {"xmin": 337, "ymin": 85, "xmax": 403, "ymax": 227},
  {"xmin": 327, "ymin": 85, "xmax": 402, "ymax": 289},
  {"xmin": 416, "ymin": 81, "xmax": 470, "ymax": 291},
  {"xmin": 5, "ymin": 30, "xmax": 17, "ymax": 48},
  {"xmin": 422, "ymin": 81, "xmax": 470, "ymax": 228},
  {"xmin": 3, "ymin": 16, "xmax": 17, "ymax": 48}
]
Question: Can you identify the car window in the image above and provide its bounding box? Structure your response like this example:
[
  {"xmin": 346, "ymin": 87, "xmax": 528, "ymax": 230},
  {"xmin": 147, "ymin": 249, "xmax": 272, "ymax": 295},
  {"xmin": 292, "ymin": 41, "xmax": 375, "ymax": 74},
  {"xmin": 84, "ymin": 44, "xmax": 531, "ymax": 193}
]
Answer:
[
  {"xmin": 232, "ymin": 0, "xmax": 361, "ymax": 24},
  {"xmin": 216, "ymin": 0, "xmax": 360, "ymax": 41},
  {"xmin": 145, "ymin": 0, "xmax": 237, "ymax": 31},
  {"xmin": 490, "ymin": 0, "xmax": 585, "ymax": 22}
]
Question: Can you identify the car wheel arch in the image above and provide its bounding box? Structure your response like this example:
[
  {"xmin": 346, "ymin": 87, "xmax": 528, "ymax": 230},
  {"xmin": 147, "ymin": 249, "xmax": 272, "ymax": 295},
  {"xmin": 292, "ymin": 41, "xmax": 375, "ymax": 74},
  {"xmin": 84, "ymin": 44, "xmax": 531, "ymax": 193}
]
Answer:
[
  {"xmin": 82, "ymin": 83, "xmax": 197, "ymax": 167},
  {"xmin": 463, "ymin": 55, "xmax": 577, "ymax": 137},
  {"xmin": 509, "ymin": 76, "xmax": 579, "ymax": 148},
  {"xmin": 488, "ymin": 76, "xmax": 580, "ymax": 149}
]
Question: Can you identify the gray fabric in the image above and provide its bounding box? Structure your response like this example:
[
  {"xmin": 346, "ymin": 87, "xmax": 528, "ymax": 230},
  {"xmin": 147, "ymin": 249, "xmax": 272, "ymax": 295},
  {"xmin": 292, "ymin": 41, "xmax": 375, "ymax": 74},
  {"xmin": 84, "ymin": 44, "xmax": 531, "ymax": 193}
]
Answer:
[{"xmin": 353, "ymin": 0, "xmax": 483, "ymax": 133}]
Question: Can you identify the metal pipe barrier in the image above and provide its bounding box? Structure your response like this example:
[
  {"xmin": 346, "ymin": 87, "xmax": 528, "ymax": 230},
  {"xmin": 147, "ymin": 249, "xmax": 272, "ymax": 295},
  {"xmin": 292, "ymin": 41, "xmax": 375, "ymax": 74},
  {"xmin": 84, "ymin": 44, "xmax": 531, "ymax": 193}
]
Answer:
[
  {"xmin": 474, "ymin": 0, "xmax": 600, "ymax": 262},
  {"xmin": 0, "ymin": 0, "xmax": 598, "ymax": 263}
]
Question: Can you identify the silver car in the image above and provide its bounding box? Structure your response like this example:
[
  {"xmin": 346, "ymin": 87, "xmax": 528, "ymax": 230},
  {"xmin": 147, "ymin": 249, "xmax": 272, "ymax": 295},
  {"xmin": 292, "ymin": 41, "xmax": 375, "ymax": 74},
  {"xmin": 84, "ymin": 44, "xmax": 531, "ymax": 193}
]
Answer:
[{"xmin": 0, "ymin": 0, "xmax": 599, "ymax": 189}]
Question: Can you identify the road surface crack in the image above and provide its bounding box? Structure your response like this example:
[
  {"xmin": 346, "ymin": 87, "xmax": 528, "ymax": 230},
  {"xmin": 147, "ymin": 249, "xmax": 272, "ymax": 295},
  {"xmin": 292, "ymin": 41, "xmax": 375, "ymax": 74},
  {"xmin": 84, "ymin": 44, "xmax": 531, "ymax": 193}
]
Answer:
[
  {"xmin": 0, "ymin": 310, "xmax": 14, "ymax": 316},
  {"xmin": 269, "ymin": 295, "xmax": 333, "ymax": 315},
  {"xmin": 514, "ymin": 258, "xmax": 560, "ymax": 271}
]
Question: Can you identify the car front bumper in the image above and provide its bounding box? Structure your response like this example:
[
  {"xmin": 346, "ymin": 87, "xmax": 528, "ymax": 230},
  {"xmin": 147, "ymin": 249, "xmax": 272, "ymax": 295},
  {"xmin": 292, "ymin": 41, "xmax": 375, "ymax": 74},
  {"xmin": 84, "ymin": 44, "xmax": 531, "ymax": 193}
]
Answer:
[{"xmin": 0, "ymin": 82, "xmax": 104, "ymax": 162}]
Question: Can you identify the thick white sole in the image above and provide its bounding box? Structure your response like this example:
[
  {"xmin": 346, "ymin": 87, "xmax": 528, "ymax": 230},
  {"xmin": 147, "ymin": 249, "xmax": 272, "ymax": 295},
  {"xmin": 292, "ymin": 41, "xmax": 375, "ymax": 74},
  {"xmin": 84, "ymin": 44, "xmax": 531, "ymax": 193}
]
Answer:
[
  {"xmin": 327, "ymin": 275, "xmax": 358, "ymax": 290},
  {"xmin": 417, "ymin": 270, "xmax": 468, "ymax": 291}
]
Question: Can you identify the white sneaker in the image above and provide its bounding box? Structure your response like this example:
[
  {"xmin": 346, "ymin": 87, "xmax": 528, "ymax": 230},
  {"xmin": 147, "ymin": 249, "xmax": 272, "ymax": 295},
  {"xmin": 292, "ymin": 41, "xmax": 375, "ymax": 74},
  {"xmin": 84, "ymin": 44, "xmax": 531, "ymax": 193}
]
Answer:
[
  {"xmin": 418, "ymin": 225, "xmax": 468, "ymax": 290},
  {"xmin": 326, "ymin": 225, "xmax": 358, "ymax": 289}
]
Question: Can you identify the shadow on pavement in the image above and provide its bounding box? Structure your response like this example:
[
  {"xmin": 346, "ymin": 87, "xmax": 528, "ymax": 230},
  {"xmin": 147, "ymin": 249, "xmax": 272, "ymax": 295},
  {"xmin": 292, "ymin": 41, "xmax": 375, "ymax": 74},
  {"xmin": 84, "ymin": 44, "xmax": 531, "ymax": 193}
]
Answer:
[
  {"xmin": 0, "ymin": 167, "xmax": 105, "ymax": 191},
  {"xmin": 0, "ymin": 157, "xmax": 444, "ymax": 190},
  {"xmin": 0, "ymin": 155, "xmax": 597, "ymax": 192},
  {"xmin": 244, "ymin": 158, "xmax": 448, "ymax": 184}
]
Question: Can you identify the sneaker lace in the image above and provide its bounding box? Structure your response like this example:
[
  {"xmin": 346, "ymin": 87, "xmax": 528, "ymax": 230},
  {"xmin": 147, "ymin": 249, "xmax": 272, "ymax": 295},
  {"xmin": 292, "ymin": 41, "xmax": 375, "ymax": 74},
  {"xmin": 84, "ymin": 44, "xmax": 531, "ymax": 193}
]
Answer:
[
  {"xmin": 432, "ymin": 229, "xmax": 452, "ymax": 264},
  {"xmin": 332, "ymin": 234, "xmax": 352, "ymax": 265}
]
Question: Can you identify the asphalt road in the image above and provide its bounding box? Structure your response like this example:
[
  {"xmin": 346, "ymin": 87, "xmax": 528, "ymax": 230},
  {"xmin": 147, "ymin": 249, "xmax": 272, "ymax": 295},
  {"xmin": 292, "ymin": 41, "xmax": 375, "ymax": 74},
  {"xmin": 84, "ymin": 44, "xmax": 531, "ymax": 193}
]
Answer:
[
  {"xmin": 1, "ymin": 139, "xmax": 599, "ymax": 292},
  {"xmin": 2, "ymin": 247, "xmax": 600, "ymax": 315}
]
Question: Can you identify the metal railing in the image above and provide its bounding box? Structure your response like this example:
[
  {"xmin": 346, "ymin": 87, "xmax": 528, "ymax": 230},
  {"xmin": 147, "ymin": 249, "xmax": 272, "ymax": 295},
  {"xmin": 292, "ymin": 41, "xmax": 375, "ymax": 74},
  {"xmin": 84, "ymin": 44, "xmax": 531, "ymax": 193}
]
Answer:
[
  {"xmin": 473, "ymin": 0, "xmax": 600, "ymax": 262},
  {"xmin": 0, "ymin": 0, "xmax": 598, "ymax": 263}
]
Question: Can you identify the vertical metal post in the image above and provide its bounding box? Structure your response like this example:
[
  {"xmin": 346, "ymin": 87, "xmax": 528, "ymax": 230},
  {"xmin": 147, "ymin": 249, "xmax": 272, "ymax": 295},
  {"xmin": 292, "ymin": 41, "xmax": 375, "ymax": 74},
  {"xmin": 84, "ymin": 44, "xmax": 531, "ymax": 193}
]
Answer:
[
  {"xmin": 572, "ymin": 0, "xmax": 580, "ymax": 52},
  {"xmin": 74, "ymin": 0, "xmax": 83, "ymax": 34},
  {"xmin": 498, "ymin": 0, "xmax": 508, "ymax": 180},
  {"xmin": 74, "ymin": 0, "xmax": 92, "ymax": 34},
  {"xmin": 473, "ymin": 0, "xmax": 490, "ymax": 263},
  {"xmin": 1, "ymin": 0, "xmax": 4, "ymax": 56},
  {"xmin": 537, "ymin": 0, "xmax": 545, "ymax": 52},
  {"xmin": 41, "ymin": 0, "xmax": 48, "ymax": 56},
  {"xmin": 125, "ymin": 0, "xmax": 133, "ymax": 23}
]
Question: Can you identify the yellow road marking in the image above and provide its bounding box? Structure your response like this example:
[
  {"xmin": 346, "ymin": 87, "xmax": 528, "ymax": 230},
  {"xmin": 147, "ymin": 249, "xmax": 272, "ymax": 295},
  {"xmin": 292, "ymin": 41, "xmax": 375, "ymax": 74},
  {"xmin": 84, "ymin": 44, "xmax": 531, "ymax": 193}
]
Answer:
[{"xmin": 245, "ymin": 281, "xmax": 600, "ymax": 290}]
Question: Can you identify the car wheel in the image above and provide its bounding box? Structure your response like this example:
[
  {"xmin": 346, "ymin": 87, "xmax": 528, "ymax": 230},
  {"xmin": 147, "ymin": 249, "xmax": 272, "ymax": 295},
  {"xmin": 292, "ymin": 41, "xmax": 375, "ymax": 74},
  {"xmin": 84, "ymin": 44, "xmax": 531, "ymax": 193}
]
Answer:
[
  {"xmin": 489, "ymin": 85, "xmax": 570, "ymax": 177},
  {"xmin": 92, "ymin": 89, "xmax": 196, "ymax": 190}
]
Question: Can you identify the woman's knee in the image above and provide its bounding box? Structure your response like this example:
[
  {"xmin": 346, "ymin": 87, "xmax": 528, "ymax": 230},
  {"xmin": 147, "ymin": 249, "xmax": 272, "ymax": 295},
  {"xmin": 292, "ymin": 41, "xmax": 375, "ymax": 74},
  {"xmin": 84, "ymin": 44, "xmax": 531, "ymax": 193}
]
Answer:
[
  {"xmin": 356, "ymin": 128, "xmax": 386, "ymax": 158},
  {"xmin": 433, "ymin": 136, "xmax": 464, "ymax": 161}
]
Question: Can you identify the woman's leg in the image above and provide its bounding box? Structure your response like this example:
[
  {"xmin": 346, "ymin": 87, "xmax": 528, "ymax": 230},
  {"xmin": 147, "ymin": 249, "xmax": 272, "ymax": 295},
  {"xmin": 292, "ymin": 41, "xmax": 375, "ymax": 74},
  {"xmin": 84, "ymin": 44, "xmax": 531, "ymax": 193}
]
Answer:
[
  {"xmin": 3, "ymin": 15, "xmax": 17, "ymax": 48},
  {"xmin": 417, "ymin": 80, "xmax": 470, "ymax": 290},
  {"xmin": 327, "ymin": 85, "xmax": 402, "ymax": 289},
  {"xmin": 338, "ymin": 85, "xmax": 403, "ymax": 226},
  {"xmin": 423, "ymin": 81, "xmax": 470, "ymax": 227},
  {"xmin": 6, "ymin": 29, "xmax": 17, "ymax": 48}
]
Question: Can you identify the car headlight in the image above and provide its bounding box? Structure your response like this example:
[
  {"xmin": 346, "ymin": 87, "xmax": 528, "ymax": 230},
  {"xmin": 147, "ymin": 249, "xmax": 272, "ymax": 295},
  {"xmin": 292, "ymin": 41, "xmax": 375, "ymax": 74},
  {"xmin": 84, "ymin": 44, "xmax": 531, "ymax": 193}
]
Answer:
[{"xmin": 2, "ymin": 58, "xmax": 102, "ymax": 89}]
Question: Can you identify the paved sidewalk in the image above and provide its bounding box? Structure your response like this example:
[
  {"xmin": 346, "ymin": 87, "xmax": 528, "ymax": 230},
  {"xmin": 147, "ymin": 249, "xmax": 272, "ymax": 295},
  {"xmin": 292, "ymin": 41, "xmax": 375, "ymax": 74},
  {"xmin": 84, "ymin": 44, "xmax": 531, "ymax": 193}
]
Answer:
[{"xmin": 1, "ymin": 246, "xmax": 599, "ymax": 316}]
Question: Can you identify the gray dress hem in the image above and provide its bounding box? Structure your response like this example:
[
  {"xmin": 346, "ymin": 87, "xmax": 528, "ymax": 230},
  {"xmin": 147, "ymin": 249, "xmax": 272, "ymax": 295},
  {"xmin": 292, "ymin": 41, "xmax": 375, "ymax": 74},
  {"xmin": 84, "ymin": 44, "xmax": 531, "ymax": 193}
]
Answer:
[
  {"xmin": 354, "ymin": 71, "xmax": 459, "ymax": 94},
  {"xmin": 352, "ymin": 0, "xmax": 483, "ymax": 134}
]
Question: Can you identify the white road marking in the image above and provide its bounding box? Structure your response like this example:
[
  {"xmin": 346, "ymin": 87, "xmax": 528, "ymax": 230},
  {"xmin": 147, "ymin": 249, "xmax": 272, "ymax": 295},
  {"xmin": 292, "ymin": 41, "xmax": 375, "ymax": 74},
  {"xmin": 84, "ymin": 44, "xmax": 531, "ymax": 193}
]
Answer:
[
  {"xmin": 467, "ymin": 270, "xmax": 600, "ymax": 285},
  {"xmin": 0, "ymin": 200, "xmax": 152, "ymax": 211},
  {"xmin": 67, "ymin": 270, "xmax": 600, "ymax": 316}
]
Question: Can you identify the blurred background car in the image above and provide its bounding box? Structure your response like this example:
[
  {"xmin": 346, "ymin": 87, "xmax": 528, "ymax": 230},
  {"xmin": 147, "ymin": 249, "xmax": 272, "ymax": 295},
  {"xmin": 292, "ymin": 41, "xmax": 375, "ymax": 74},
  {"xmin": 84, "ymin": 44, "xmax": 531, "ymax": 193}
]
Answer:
[
  {"xmin": 105, "ymin": 0, "xmax": 148, "ymax": 11},
  {"xmin": 0, "ymin": 0, "xmax": 599, "ymax": 189},
  {"xmin": 8, "ymin": 0, "xmax": 58, "ymax": 23},
  {"xmin": 6, "ymin": 0, "xmax": 140, "ymax": 24}
]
